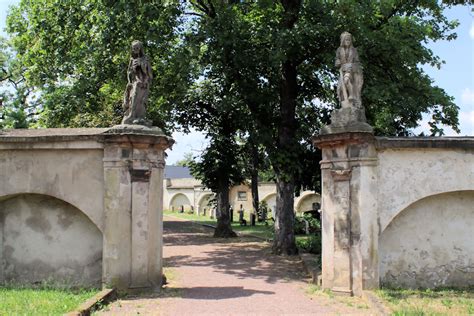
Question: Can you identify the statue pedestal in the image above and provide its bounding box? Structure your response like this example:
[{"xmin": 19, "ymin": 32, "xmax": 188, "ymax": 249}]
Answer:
[
  {"xmin": 321, "ymin": 107, "xmax": 373, "ymax": 135},
  {"xmin": 313, "ymin": 132, "xmax": 378, "ymax": 297},
  {"xmin": 314, "ymin": 105, "xmax": 377, "ymax": 296},
  {"xmin": 102, "ymin": 124, "xmax": 173, "ymax": 291}
]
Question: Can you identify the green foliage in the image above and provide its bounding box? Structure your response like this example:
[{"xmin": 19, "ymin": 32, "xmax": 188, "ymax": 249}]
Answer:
[
  {"xmin": 5, "ymin": 0, "xmax": 192, "ymax": 129},
  {"xmin": 189, "ymin": 137, "xmax": 245, "ymax": 193},
  {"xmin": 182, "ymin": 0, "xmax": 464, "ymax": 253},
  {"xmin": 0, "ymin": 37, "xmax": 36, "ymax": 129},
  {"xmin": 296, "ymin": 233, "xmax": 322, "ymax": 255},
  {"xmin": 294, "ymin": 213, "xmax": 320, "ymax": 235},
  {"xmin": 3, "ymin": 0, "xmax": 467, "ymax": 250},
  {"xmin": 257, "ymin": 200, "xmax": 270, "ymax": 222},
  {"xmin": 174, "ymin": 152, "xmax": 194, "ymax": 167},
  {"xmin": 163, "ymin": 210, "xmax": 274, "ymax": 240},
  {"xmin": 377, "ymin": 286, "xmax": 474, "ymax": 315},
  {"xmin": 0, "ymin": 284, "xmax": 98, "ymax": 315}
]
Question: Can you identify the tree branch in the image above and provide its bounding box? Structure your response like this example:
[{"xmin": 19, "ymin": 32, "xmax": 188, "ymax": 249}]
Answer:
[
  {"xmin": 184, "ymin": 11, "xmax": 205, "ymax": 18},
  {"xmin": 371, "ymin": 0, "xmax": 418, "ymax": 30}
]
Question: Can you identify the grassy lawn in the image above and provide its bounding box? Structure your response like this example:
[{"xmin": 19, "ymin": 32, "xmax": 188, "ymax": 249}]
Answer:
[
  {"xmin": 377, "ymin": 287, "xmax": 474, "ymax": 315},
  {"xmin": 164, "ymin": 210, "xmax": 274, "ymax": 240},
  {"xmin": 0, "ymin": 285, "xmax": 99, "ymax": 315},
  {"xmin": 164, "ymin": 210, "xmax": 321, "ymax": 253}
]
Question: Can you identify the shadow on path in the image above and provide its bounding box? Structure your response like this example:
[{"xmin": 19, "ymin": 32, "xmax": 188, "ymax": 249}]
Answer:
[
  {"xmin": 181, "ymin": 286, "xmax": 274, "ymax": 300},
  {"xmin": 163, "ymin": 219, "xmax": 307, "ymax": 285}
]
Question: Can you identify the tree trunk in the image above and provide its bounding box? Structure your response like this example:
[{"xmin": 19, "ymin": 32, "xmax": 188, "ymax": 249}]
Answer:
[
  {"xmin": 214, "ymin": 179, "xmax": 237, "ymax": 238},
  {"xmin": 250, "ymin": 140, "xmax": 259, "ymax": 215},
  {"xmin": 272, "ymin": 0, "xmax": 300, "ymax": 253},
  {"xmin": 273, "ymin": 179, "xmax": 298, "ymax": 255}
]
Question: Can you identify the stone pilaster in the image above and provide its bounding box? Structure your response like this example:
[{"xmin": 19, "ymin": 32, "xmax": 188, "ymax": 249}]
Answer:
[
  {"xmin": 102, "ymin": 126, "xmax": 173, "ymax": 291},
  {"xmin": 313, "ymin": 132, "xmax": 378, "ymax": 296}
]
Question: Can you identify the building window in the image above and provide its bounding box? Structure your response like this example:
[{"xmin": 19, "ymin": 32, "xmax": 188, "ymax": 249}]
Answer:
[{"xmin": 237, "ymin": 191, "xmax": 247, "ymax": 201}]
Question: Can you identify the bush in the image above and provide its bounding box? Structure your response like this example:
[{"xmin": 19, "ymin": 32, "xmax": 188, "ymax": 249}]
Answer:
[
  {"xmin": 297, "ymin": 233, "xmax": 322, "ymax": 255},
  {"xmin": 257, "ymin": 201, "xmax": 269, "ymax": 222},
  {"xmin": 294, "ymin": 213, "xmax": 320, "ymax": 234}
]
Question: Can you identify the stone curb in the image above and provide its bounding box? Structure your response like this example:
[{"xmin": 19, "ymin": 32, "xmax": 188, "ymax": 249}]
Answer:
[
  {"xmin": 362, "ymin": 290, "xmax": 392, "ymax": 316},
  {"xmin": 65, "ymin": 288, "xmax": 117, "ymax": 316},
  {"xmin": 298, "ymin": 251, "xmax": 322, "ymax": 285}
]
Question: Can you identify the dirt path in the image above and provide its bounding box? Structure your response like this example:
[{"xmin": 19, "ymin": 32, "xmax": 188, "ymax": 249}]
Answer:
[{"xmin": 100, "ymin": 216, "xmax": 373, "ymax": 315}]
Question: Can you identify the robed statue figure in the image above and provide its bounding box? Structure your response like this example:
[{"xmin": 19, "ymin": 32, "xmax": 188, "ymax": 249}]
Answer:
[
  {"xmin": 335, "ymin": 32, "xmax": 363, "ymax": 108},
  {"xmin": 122, "ymin": 40, "xmax": 153, "ymax": 125}
]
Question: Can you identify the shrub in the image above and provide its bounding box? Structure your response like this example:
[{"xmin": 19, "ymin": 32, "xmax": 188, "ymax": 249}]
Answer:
[
  {"xmin": 294, "ymin": 213, "xmax": 320, "ymax": 234},
  {"xmin": 257, "ymin": 201, "xmax": 269, "ymax": 222},
  {"xmin": 297, "ymin": 233, "xmax": 322, "ymax": 255}
]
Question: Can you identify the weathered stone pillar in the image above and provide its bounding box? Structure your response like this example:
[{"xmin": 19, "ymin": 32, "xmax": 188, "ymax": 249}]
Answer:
[
  {"xmin": 102, "ymin": 126, "xmax": 173, "ymax": 291},
  {"xmin": 313, "ymin": 131, "xmax": 378, "ymax": 296}
]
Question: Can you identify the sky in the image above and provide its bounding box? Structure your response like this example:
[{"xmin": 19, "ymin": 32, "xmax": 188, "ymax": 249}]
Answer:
[{"xmin": 1, "ymin": 2, "xmax": 473, "ymax": 164}]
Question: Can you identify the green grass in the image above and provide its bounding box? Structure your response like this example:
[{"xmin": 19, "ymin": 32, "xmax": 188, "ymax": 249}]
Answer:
[
  {"xmin": 164, "ymin": 210, "xmax": 274, "ymax": 240},
  {"xmin": 0, "ymin": 285, "xmax": 99, "ymax": 315},
  {"xmin": 376, "ymin": 287, "xmax": 474, "ymax": 315}
]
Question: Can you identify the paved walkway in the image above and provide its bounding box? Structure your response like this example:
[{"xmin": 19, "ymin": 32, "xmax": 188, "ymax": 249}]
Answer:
[{"xmin": 100, "ymin": 216, "xmax": 373, "ymax": 315}]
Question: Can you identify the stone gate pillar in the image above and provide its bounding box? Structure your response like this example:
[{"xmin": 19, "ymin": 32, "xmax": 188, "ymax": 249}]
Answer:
[
  {"xmin": 102, "ymin": 126, "xmax": 173, "ymax": 291},
  {"xmin": 312, "ymin": 97, "xmax": 379, "ymax": 295},
  {"xmin": 313, "ymin": 131, "xmax": 378, "ymax": 296}
]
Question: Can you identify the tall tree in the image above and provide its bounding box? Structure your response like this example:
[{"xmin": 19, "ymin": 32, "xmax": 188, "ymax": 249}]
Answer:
[
  {"xmin": 177, "ymin": 75, "xmax": 248, "ymax": 237},
  {"xmin": 6, "ymin": 0, "xmax": 192, "ymax": 129},
  {"xmin": 183, "ymin": 0, "xmax": 462, "ymax": 254},
  {"xmin": 0, "ymin": 37, "xmax": 36, "ymax": 129},
  {"xmin": 174, "ymin": 152, "xmax": 194, "ymax": 167},
  {"xmin": 5, "ymin": 0, "xmax": 465, "ymax": 254}
]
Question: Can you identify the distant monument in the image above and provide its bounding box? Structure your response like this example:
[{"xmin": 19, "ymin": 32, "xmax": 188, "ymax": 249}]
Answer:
[
  {"xmin": 321, "ymin": 32, "xmax": 373, "ymax": 134},
  {"xmin": 122, "ymin": 40, "xmax": 153, "ymax": 126}
]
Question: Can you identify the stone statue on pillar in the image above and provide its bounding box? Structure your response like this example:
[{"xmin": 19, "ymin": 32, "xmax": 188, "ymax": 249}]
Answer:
[
  {"xmin": 336, "ymin": 32, "xmax": 363, "ymax": 109},
  {"xmin": 109, "ymin": 40, "xmax": 163, "ymax": 135},
  {"xmin": 122, "ymin": 40, "xmax": 153, "ymax": 126},
  {"xmin": 321, "ymin": 32, "xmax": 373, "ymax": 134}
]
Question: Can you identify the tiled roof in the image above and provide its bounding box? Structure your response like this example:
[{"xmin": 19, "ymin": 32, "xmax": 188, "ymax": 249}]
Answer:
[{"xmin": 164, "ymin": 165, "xmax": 193, "ymax": 179}]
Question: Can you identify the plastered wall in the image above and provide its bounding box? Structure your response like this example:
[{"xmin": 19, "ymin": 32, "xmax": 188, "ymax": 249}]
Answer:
[
  {"xmin": 377, "ymin": 146, "xmax": 474, "ymax": 288},
  {"xmin": 0, "ymin": 194, "xmax": 102, "ymax": 286},
  {"xmin": 380, "ymin": 191, "xmax": 474, "ymax": 288}
]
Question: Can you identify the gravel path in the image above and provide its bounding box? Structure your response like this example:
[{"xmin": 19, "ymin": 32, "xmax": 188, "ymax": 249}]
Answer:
[{"xmin": 100, "ymin": 216, "xmax": 373, "ymax": 315}]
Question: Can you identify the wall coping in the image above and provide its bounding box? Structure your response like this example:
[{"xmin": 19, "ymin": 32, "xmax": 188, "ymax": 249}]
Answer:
[
  {"xmin": 375, "ymin": 136, "xmax": 474, "ymax": 150},
  {"xmin": 0, "ymin": 127, "xmax": 174, "ymax": 149},
  {"xmin": 0, "ymin": 128, "xmax": 108, "ymax": 142}
]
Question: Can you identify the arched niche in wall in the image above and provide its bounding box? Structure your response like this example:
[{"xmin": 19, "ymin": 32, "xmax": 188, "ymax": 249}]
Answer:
[
  {"xmin": 295, "ymin": 192, "xmax": 321, "ymax": 213},
  {"xmin": 0, "ymin": 193, "xmax": 102, "ymax": 287},
  {"xmin": 197, "ymin": 193, "xmax": 214, "ymax": 216},
  {"xmin": 379, "ymin": 190, "xmax": 474, "ymax": 289},
  {"xmin": 261, "ymin": 193, "xmax": 277, "ymax": 217},
  {"xmin": 169, "ymin": 193, "xmax": 192, "ymax": 212}
]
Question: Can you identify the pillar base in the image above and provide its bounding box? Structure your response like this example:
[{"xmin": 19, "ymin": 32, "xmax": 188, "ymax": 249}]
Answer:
[
  {"xmin": 102, "ymin": 125, "xmax": 173, "ymax": 291},
  {"xmin": 313, "ymin": 130, "xmax": 378, "ymax": 296}
]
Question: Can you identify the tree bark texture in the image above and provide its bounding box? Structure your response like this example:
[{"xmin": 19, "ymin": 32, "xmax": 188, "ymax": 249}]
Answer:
[
  {"xmin": 273, "ymin": 179, "xmax": 298, "ymax": 255},
  {"xmin": 272, "ymin": 0, "xmax": 301, "ymax": 255},
  {"xmin": 214, "ymin": 180, "xmax": 237, "ymax": 238},
  {"xmin": 250, "ymin": 140, "xmax": 259, "ymax": 214},
  {"xmin": 273, "ymin": 61, "xmax": 299, "ymax": 255}
]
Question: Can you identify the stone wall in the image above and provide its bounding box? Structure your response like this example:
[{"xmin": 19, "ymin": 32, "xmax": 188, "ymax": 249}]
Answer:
[
  {"xmin": 314, "ymin": 134, "xmax": 474, "ymax": 295},
  {"xmin": 163, "ymin": 179, "xmax": 320, "ymax": 216},
  {"xmin": 0, "ymin": 127, "xmax": 173, "ymax": 290},
  {"xmin": 0, "ymin": 194, "xmax": 102, "ymax": 286},
  {"xmin": 379, "ymin": 190, "xmax": 474, "ymax": 288}
]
